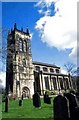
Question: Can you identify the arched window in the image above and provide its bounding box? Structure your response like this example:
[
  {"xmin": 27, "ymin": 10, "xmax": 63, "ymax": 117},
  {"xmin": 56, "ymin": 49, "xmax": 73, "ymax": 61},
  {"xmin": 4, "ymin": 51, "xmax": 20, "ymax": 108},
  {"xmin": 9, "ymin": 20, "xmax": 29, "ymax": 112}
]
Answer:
[
  {"xmin": 64, "ymin": 78, "xmax": 69, "ymax": 90},
  {"xmin": 50, "ymin": 68, "xmax": 54, "ymax": 73},
  {"xmin": 44, "ymin": 76, "xmax": 50, "ymax": 90},
  {"xmin": 23, "ymin": 40, "xmax": 27, "ymax": 52},
  {"xmin": 19, "ymin": 38, "xmax": 22, "ymax": 51},
  {"xmin": 52, "ymin": 77, "xmax": 57, "ymax": 90},
  {"xmin": 56, "ymin": 69, "xmax": 59, "ymax": 73},
  {"xmin": 59, "ymin": 78, "xmax": 63, "ymax": 90},
  {"xmin": 43, "ymin": 67, "xmax": 48, "ymax": 72},
  {"xmin": 35, "ymin": 66, "xmax": 40, "ymax": 71}
]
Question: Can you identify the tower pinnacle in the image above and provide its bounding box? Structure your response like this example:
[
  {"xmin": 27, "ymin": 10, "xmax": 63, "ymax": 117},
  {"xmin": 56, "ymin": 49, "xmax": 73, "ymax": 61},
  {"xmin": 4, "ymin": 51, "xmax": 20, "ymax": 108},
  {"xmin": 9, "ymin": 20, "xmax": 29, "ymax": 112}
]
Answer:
[
  {"xmin": 14, "ymin": 23, "xmax": 17, "ymax": 29},
  {"xmin": 26, "ymin": 26, "xmax": 29, "ymax": 35}
]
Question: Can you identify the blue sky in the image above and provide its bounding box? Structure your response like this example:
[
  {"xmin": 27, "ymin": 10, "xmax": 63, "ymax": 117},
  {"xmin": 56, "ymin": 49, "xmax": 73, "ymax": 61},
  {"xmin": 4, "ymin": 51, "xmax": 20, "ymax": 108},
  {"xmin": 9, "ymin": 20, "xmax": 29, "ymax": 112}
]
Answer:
[
  {"xmin": 1, "ymin": 0, "xmax": 77, "ymax": 87},
  {"xmin": 1, "ymin": 1, "xmax": 77, "ymax": 85},
  {"xmin": 2, "ymin": 2, "xmax": 75, "ymax": 68}
]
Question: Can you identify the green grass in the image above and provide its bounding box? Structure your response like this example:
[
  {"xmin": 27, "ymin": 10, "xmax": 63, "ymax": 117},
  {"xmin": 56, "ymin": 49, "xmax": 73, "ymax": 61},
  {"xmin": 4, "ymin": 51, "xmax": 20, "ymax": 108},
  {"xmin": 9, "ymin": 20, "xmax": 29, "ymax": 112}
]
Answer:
[
  {"xmin": 2, "ymin": 97, "xmax": 54, "ymax": 119},
  {"xmin": 0, "ymin": 103, "xmax": 2, "ymax": 119}
]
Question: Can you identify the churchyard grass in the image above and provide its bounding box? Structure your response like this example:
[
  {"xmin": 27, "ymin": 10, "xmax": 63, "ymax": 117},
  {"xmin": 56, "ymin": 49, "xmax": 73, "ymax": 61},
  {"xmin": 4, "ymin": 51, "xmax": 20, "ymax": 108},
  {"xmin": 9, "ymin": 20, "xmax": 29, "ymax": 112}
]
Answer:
[
  {"xmin": 0, "ymin": 103, "xmax": 2, "ymax": 119},
  {"xmin": 2, "ymin": 97, "xmax": 55, "ymax": 119}
]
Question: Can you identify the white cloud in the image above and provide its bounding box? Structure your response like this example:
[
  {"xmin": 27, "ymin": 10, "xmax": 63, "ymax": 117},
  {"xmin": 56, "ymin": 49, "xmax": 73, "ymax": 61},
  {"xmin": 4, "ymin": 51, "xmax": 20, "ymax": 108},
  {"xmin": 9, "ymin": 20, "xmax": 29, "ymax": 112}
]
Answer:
[
  {"xmin": 36, "ymin": 0, "xmax": 58, "ymax": 8},
  {"xmin": 35, "ymin": 0, "xmax": 78, "ymax": 60},
  {"xmin": 61, "ymin": 68, "xmax": 67, "ymax": 75},
  {"xmin": 0, "ymin": 71, "xmax": 6, "ymax": 87}
]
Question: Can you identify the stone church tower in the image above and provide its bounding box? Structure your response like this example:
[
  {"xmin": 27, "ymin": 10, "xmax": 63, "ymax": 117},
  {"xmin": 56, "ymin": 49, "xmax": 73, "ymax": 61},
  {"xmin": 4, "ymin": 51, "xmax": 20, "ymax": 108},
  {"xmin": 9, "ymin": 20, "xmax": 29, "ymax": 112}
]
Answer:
[{"xmin": 6, "ymin": 23, "xmax": 34, "ymax": 98}]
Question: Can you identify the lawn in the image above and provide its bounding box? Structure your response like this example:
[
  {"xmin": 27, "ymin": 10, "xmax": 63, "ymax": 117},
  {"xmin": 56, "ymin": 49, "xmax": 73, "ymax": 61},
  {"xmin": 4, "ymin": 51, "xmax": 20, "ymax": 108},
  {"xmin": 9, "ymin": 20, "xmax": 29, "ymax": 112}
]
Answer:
[
  {"xmin": 0, "ymin": 103, "xmax": 2, "ymax": 120},
  {"xmin": 2, "ymin": 97, "xmax": 55, "ymax": 119}
]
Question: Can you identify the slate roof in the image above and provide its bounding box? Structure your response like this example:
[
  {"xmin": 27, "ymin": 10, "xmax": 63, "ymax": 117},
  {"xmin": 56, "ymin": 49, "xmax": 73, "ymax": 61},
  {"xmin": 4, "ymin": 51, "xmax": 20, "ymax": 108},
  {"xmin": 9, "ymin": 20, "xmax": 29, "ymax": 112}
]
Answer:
[{"xmin": 32, "ymin": 61, "xmax": 60, "ymax": 68}]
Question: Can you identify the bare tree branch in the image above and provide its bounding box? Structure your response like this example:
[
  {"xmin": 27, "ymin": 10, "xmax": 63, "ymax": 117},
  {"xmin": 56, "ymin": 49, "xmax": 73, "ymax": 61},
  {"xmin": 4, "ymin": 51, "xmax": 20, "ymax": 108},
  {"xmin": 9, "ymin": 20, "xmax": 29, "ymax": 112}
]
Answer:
[{"xmin": 64, "ymin": 62, "xmax": 76, "ymax": 75}]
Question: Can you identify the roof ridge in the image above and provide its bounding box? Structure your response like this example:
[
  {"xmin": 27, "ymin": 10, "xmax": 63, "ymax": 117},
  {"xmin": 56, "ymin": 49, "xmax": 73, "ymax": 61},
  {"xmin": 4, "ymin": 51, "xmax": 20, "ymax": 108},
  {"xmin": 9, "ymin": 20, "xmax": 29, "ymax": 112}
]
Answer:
[{"xmin": 32, "ymin": 61, "xmax": 60, "ymax": 68}]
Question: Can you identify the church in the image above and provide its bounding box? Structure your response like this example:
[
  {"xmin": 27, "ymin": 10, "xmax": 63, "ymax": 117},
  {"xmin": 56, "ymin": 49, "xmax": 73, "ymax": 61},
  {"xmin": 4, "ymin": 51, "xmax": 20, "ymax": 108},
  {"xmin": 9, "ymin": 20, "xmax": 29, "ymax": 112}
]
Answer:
[{"xmin": 6, "ymin": 23, "xmax": 73, "ymax": 98}]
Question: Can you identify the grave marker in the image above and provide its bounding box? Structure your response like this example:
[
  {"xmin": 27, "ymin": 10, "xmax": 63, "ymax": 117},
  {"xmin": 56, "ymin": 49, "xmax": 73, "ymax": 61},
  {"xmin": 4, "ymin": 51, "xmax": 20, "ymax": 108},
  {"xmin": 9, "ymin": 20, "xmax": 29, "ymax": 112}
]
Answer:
[
  {"xmin": 64, "ymin": 93, "xmax": 79, "ymax": 120},
  {"xmin": 44, "ymin": 92, "xmax": 51, "ymax": 104},
  {"xmin": 53, "ymin": 95, "xmax": 69, "ymax": 120},
  {"xmin": 33, "ymin": 92, "xmax": 41, "ymax": 108}
]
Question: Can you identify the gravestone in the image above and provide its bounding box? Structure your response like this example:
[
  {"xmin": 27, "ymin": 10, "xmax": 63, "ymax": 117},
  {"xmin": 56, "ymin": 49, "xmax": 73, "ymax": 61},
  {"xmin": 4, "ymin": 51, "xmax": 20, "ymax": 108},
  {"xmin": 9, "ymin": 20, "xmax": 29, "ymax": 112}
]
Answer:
[
  {"xmin": 64, "ymin": 93, "xmax": 79, "ymax": 120},
  {"xmin": 44, "ymin": 92, "xmax": 51, "ymax": 104},
  {"xmin": 33, "ymin": 92, "xmax": 41, "ymax": 108},
  {"xmin": 53, "ymin": 95, "xmax": 69, "ymax": 120},
  {"xmin": 19, "ymin": 99, "xmax": 23, "ymax": 106},
  {"xmin": 21, "ymin": 94, "xmax": 23, "ymax": 100},
  {"xmin": 5, "ymin": 95, "xmax": 9, "ymax": 112}
]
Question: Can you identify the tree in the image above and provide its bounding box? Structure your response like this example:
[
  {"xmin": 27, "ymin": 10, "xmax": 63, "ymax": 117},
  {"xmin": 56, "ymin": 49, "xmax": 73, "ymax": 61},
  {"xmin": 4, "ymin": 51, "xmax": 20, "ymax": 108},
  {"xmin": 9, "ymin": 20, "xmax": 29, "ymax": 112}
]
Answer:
[
  {"xmin": 0, "ymin": 29, "xmax": 14, "ymax": 112},
  {"xmin": 64, "ymin": 62, "xmax": 76, "ymax": 75},
  {"xmin": 76, "ymin": 67, "xmax": 79, "ymax": 92},
  {"xmin": 64, "ymin": 62, "xmax": 79, "ymax": 92}
]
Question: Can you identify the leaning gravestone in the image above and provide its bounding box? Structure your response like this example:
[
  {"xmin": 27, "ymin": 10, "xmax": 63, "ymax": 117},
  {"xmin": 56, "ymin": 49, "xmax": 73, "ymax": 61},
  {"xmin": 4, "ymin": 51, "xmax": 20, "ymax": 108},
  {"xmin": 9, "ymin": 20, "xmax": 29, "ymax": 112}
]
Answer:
[
  {"xmin": 33, "ymin": 92, "xmax": 41, "ymax": 108},
  {"xmin": 44, "ymin": 92, "xmax": 51, "ymax": 104},
  {"xmin": 53, "ymin": 95, "xmax": 69, "ymax": 120},
  {"xmin": 64, "ymin": 93, "xmax": 79, "ymax": 120}
]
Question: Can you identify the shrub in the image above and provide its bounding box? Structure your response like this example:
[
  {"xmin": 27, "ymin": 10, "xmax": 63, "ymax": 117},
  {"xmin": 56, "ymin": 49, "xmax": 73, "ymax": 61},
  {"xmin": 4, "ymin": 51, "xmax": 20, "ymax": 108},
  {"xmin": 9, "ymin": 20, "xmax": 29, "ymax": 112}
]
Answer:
[{"xmin": 45, "ymin": 90, "xmax": 57, "ymax": 95}]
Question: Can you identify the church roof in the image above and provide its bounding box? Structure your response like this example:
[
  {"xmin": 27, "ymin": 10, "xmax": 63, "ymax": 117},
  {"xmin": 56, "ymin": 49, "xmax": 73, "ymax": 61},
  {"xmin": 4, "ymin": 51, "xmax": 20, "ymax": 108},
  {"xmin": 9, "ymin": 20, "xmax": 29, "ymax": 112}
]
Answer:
[{"xmin": 32, "ymin": 61, "xmax": 60, "ymax": 68}]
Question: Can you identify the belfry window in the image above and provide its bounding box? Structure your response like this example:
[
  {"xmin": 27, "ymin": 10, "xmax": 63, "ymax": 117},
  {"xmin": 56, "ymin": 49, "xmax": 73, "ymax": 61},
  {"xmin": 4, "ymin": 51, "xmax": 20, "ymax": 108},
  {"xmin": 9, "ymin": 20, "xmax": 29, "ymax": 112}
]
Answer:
[
  {"xmin": 19, "ymin": 38, "xmax": 22, "ymax": 51},
  {"xmin": 23, "ymin": 40, "xmax": 27, "ymax": 52},
  {"xmin": 16, "ymin": 40, "xmax": 19, "ymax": 51}
]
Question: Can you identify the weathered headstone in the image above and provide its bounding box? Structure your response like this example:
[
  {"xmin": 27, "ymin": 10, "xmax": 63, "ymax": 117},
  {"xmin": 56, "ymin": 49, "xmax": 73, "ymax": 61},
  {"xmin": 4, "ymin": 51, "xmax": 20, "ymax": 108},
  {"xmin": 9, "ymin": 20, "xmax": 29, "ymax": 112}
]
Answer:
[
  {"xmin": 5, "ymin": 95, "xmax": 9, "ymax": 112},
  {"xmin": 33, "ymin": 92, "xmax": 41, "ymax": 108},
  {"xmin": 21, "ymin": 94, "xmax": 23, "ymax": 100},
  {"xmin": 44, "ymin": 92, "xmax": 51, "ymax": 104},
  {"xmin": 53, "ymin": 95, "xmax": 69, "ymax": 120},
  {"xmin": 64, "ymin": 93, "xmax": 79, "ymax": 120},
  {"xmin": 19, "ymin": 99, "xmax": 23, "ymax": 106}
]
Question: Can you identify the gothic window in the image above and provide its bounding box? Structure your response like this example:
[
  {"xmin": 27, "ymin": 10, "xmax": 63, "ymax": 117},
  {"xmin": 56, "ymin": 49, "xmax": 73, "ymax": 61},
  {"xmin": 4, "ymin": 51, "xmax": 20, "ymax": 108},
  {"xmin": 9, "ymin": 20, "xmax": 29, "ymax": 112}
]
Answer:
[
  {"xmin": 23, "ymin": 40, "xmax": 27, "ymax": 52},
  {"xmin": 44, "ymin": 76, "xmax": 50, "ymax": 90},
  {"xmin": 43, "ymin": 67, "xmax": 48, "ymax": 72},
  {"xmin": 64, "ymin": 78, "xmax": 69, "ymax": 89},
  {"xmin": 19, "ymin": 38, "xmax": 22, "ymax": 51},
  {"xmin": 52, "ymin": 77, "xmax": 57, "ymax": 90},
  {"xmin": 59, "ymin": 78, "xmax": 63, "ymax": 90},
  {"xmin": 16, "ymin": 40, "xmax": 19, "ymax": 51}
]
